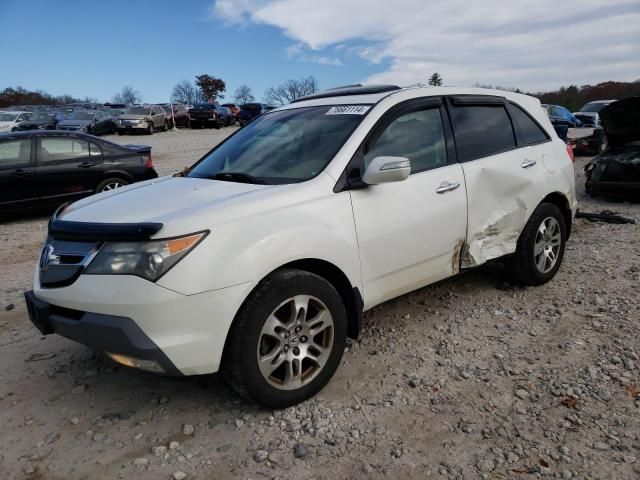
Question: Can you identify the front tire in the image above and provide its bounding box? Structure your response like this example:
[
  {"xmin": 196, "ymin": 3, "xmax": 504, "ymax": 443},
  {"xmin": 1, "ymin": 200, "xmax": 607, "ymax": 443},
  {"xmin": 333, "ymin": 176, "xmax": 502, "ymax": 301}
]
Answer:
[
  {"xmin": 147, "ymin": 122, "xmax": 154, "ymax": 135},
  {"xmin": 221, "ymin": 269, "xmax": 347, "ymax": 408},
  {"xmin": 505, "ymin": 203, "xmax": 566, "ymax": 285}
]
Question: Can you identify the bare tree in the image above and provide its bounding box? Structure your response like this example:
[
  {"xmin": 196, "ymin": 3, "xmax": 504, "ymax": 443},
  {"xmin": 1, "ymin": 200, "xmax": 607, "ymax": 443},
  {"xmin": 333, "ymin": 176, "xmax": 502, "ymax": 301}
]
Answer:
[
  {"xmin": 172, "ymin": 80, "xmax": 198, "ymax": 104},
  {"xmin": 263, "ymin": 76, "xmax": 319, "ymax": 106},
  {"xmin": 113, "ymin": 86, "xmax": 141, "ymax": 104},
  {"xmin": 233, "ymin": 84, "xmax": 255, "ymax": 105}
]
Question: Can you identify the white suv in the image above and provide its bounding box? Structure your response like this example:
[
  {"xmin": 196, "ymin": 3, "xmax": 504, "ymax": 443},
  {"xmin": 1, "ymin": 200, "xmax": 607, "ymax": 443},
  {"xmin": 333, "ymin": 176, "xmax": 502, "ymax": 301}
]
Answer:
[{"xmin": 25, "ymin": 86, "xmax": 577, "ymax": 407}]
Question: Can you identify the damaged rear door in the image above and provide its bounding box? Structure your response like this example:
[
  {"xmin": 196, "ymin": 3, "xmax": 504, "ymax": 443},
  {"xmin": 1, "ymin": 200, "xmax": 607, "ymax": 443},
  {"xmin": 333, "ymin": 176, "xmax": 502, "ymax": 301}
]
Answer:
[{"xmin": 447, "ymin": 96, "xmax": 549, "ymax": 267}]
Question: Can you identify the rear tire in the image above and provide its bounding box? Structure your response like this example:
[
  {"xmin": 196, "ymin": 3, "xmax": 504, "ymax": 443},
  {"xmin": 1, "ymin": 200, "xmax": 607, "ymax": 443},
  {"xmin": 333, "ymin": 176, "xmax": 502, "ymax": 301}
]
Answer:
[
  {"xmin": 505, "ymin": 203, "xmax": 566, "ymax": 285},
  {"xmin": 221, "ymin": 269, "xmax": 347, "ymax": 408},
  {"xmin": 95, "ymin": 177, "xmax": 130, "ymax": 193},
  {"xmin": 163, "ymin": 120, "xmax": 169, "ymax": 131}
]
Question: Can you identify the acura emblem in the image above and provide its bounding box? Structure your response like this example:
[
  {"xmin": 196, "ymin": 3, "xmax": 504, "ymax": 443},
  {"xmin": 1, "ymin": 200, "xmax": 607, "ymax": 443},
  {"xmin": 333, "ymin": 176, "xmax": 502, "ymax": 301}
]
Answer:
[{"xmin": 40, "ymin": 244, "xmax": 59, "ymax": 271}]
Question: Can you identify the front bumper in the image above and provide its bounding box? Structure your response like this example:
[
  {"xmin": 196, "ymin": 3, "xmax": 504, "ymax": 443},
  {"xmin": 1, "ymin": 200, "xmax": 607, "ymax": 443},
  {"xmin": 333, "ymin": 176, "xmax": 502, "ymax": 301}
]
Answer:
[
  {"xmin": 29, "ymin": 272, "xmax": 252, "ymax": 375},
  {"xmin": 25, "ymin": 290, "xmax": 181, "ymax": 375}
]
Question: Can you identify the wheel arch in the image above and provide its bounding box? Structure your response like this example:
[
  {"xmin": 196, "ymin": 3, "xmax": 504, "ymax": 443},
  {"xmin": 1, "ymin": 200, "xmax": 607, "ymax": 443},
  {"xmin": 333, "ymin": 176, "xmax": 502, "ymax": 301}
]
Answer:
[
  {"xmin": 540, "ymin": 192, "xmax": 572, "ymax": 238},
  {"xmin": 99, "ymin": 170, "xmax": 134, "ymax": 184}
]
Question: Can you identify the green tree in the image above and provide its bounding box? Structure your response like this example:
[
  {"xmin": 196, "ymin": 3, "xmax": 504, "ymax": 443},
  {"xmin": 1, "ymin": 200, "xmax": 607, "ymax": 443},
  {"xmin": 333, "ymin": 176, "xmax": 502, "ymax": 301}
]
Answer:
[
  {"xmin": 428, "ymin": 73, "xmax": 443, "ymax": 86},
  {"xmin": 195, "ymin": 75, "xmax": 226, "ymax": 101}
]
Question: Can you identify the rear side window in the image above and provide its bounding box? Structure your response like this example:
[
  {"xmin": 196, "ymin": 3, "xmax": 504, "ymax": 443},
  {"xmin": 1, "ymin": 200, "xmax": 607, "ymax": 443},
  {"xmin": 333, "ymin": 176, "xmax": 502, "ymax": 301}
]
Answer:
[
  {"xmin": 0, "ymin": 139, "xmax": 31, "ymax": 167},
  {"xmin": 450, "ymin": 105, "xmax": 516, "ymax": 162},
  {"xmin": 41, "ymin": 138, "xmax": 90, "ymax": 163},
  {"xmin": 509, "ymin": 104, "xmax": 550, "ymax": 145}
]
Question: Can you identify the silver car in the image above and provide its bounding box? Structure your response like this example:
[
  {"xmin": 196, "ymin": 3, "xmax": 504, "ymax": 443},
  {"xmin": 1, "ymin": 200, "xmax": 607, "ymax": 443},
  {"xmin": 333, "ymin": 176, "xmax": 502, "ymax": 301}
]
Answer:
[{"xmin": 116, "ymin": 105, "xmax": 167, "ymax": 135}]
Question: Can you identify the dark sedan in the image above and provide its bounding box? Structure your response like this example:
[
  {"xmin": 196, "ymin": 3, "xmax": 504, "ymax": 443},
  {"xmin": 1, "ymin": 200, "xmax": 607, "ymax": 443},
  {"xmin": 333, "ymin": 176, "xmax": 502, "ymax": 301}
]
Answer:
[
  {"xmin": 56, "ymin": 110, "xmax": 116, "ymax": 136},
  {"xmin": 16, "ymin": 111, "xmax": 60, "ymax": 131},
  {"xmin": 0, "ymin": 130, "xmax": 158, "ymax": 215}
]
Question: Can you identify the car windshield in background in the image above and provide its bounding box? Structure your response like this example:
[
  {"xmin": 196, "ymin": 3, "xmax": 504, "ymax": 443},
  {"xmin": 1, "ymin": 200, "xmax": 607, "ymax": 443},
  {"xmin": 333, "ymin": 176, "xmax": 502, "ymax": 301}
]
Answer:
[
  {"xmin": 69, "ymin": 112, "xmax": 95, "ymax": 120},
  {"xmin": 580, "ymin": 103, "xmax": 609, "ymax": 113},
  {"xmin": 188, "ymin": 105, "xmax": 368, "ymax": 185},
  {"xmin": 125, "ymin": 107, "xmax": 151, "ymax": 115},
  {"xmin": 31, "ymin": 113, "xmax": 54, "ymax": 121},
  {"xmin": 192, "ymin": 104, "xmax": 215, "ymax": 110},
  {"xmin": 0, "ymin": 113, "xmax": 17, "ymax": 121}
]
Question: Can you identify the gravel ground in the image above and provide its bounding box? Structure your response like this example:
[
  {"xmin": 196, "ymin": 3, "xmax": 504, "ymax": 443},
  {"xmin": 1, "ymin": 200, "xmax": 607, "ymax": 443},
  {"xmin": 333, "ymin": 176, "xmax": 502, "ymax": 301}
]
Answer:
[{"xmin": 0, "ymin": 131, "xmax": 638, "ymax": 480}]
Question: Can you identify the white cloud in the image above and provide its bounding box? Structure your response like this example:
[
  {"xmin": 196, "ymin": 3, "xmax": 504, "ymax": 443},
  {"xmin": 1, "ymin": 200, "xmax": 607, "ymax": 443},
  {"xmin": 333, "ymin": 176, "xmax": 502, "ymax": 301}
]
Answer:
[{"xmin": 213, "ymin": 0, "xmax": 640, "ymax": 90}]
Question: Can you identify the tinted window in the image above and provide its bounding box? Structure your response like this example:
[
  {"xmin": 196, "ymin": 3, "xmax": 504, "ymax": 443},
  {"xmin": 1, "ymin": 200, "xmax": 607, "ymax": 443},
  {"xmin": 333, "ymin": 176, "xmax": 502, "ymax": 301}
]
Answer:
[
  {"xmin": 41, "ymin": 138, "xmax": 90, "ymax": 163},
  {"xmin": 89, "ymin": 143, "xmax": 102, "ymax": 157},
  {"xmin": 0, "ymin": 139, "xmax": 31, "ymax": 167},
  {"xmin": 450, "ymin": 105, "xmax": 515, "ymax": 161},
  {"xmin": 365, "ymin": 108, "xmax": 447, "ymax": 173},
  {"xmin": 509, "ymin": 104, "xmax": 549, "ymax": 145}
]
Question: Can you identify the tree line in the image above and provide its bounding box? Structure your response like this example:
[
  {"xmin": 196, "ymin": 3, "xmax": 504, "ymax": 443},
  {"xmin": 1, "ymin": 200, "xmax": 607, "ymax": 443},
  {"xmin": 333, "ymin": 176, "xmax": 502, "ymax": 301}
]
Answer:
[{"xmin": 2, "ymin": 76, "xmax": 639, "ymax": 111}]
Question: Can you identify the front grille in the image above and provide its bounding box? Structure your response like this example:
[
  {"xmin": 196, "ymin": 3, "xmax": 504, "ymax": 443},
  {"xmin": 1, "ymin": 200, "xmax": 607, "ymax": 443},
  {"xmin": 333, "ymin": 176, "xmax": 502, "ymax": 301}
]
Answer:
[{"xmin": 40, "ymin": 238, "xmax": 102, "ymax": 289}]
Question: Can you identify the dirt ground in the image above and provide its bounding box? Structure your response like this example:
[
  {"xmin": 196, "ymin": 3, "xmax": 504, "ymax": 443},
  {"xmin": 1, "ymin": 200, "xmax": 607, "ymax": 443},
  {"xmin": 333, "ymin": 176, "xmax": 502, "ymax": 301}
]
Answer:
[{"xmin": 0, "ymin": 128, "xmax": 638, "ymax": 480}]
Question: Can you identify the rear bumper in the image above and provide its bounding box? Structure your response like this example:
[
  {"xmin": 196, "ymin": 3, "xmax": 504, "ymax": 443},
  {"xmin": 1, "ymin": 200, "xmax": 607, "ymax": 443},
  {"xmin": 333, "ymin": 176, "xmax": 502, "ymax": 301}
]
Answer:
[
  {"xmin": 585, "ymin": 180, "xmax": 640, "ymax": 201},
  {"xmin": 24, "ymin": 290, "xmax": 181, "ymax": 375}
]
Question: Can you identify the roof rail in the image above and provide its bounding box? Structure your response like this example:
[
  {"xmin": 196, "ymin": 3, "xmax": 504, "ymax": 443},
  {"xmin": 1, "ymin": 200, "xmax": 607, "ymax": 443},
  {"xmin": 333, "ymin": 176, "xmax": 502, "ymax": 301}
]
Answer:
[{"xmin": 291, "ymin": 84, "xmax": 402, "ymax": 103}]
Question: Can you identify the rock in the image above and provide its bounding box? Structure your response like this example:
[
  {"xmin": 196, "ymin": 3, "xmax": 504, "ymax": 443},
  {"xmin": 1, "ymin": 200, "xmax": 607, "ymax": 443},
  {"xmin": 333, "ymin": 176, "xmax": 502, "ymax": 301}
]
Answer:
[
  {"xmin": 69, "ymin": 417, "xmax": 80, "ymax": 425},
  {"xmin": 477, "ymin": 460, "xmax": 495, "ymax": 472},
  {"xmin": 152, "ymin": 445, "xmax": 167, "ymax": 457},
  {"xmin": 294, "ymin": 442, "xmax": 308, "ymax": 459},
  {"xmin": 45, "ymin": 432, "xmax": 60, "ymax": 444},
  {"xmin": 23, "ymin": 463, "xmax": 35, "ymax": 475},
  {"xmin": 169, "ymin": 441, "xmax": 180, "ymax": 450},
  {"xmin": 182, "ymin": 424, "xmax": 195, "ymax": 435},
  {"xmin": 493, "ymin": 353, "xmax": 504, "ymax": 360},
  {"xmin": 561, "ymin": 470, "xmax": 572, "ymax": 479},
  {"xmin": 515, "ymin": 389, "xmax": 528, "ymax": 400},
  {"xmin": 253, "ymin": 449, "xmax": 268, "ymax": 462},
  {"xmin": 132, "ymin": 457, "xmax": 148, "ymax": 467},
  {"xmin": 172, "ymin": 471, "xmax": 187, "ymax": 480},
  {"xmin": 610, "ymin": 355, "xmax": 622, "ymax": 365},
  {"xmin": 71, "ymin": 384, "xmax": 86, "ymax": 394},
  {"xmin": 4, "ymin": 303, "xmax": 14, "ymax": 311},
  {"xmin": 234, "ymin": 418, "xmax": 244, "ymax": 428},
  {"xmin": 592, "ymin": 441, "xmax": 609, "ymax": 450}
]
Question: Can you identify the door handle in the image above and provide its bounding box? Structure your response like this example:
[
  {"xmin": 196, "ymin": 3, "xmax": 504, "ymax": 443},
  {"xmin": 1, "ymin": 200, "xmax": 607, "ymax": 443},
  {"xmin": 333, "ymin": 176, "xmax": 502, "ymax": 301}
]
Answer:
[
  {"xmin": 78, "ymin": 162, "xmax": 96, "ymax": 168},
  {"xmin": 11, "ymin": 168, "xmax": 34, "ymax": 177},
  {"xmin": 436, "ymin": 181, "xmax": 460, "ymax": 194},
  {"xmin": 521, "ymin": 159, "xmax": 537, "ymax": 169}
]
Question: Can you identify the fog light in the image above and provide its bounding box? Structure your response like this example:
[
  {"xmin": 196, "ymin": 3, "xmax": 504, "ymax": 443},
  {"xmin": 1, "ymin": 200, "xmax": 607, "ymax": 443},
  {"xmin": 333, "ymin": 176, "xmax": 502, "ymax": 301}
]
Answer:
[{"xmin": 106, "ymin": 352, "xmax": 165, "ymax": 373}]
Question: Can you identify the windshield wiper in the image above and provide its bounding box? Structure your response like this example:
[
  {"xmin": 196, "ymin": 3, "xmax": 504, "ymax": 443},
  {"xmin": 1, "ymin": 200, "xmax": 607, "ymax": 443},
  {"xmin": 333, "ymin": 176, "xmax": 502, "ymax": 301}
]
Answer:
[{"xmin": 206, "ymin": 172, "xmax": 267, "ymax": 185}]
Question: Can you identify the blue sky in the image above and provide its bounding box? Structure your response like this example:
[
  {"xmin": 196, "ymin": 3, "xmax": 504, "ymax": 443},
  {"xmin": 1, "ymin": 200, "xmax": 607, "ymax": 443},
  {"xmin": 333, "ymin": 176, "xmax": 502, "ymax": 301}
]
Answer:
[
  {"xmin": 0, "ymin": 0, "xmax": 384, "ymax": 103},
  {"xmin": 1, "ymin": 0, "xmax": 637, "ymax": 103}
]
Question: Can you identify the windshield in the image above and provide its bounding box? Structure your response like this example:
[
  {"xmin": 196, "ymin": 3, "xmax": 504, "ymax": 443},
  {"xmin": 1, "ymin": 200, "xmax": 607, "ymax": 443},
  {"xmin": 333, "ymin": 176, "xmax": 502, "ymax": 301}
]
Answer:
[
  {"xmin": 0, "ymin": 113, "xmax": 17, "ymax": 121},
  {"xmin": 580, "ymin": 102, "xmax": 611, "ymax": 113},
  {"xmin": 125, "ymin": 106, "xmax": 151, "ymax": 115},
  {"xmin": 31, "ymin": 112, "xmax": 55, "ymax": 121},
  {"xmin": 69, "ymin": 111, "xmax": 95, "ymax": 120},
  {"xmin": 188, "ymin": 105, "xmax": 368, "ymax": 184},
  {"xmin": 192, "ymin": 104, "xmax": 215, "ymax": 110}
]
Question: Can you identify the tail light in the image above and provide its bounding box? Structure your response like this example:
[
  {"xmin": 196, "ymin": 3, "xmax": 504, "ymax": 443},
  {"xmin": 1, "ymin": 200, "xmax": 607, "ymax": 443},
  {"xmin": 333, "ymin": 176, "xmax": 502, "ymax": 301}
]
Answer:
[
  {"xmin": 143, "ymin": 154, "xmax": 154, "ymax": 169},
  {"xmin": 566, "ymin": 143, "xmax": 575, "ymax": 163}
]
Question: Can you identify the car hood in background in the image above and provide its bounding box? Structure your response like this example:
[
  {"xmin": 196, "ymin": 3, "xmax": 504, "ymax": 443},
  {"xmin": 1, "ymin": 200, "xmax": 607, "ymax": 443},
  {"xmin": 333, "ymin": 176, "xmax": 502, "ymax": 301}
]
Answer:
[
  {"xmin": 599, "ymin": 97, "xmax": 640, "ymax": 147},
  {"xmin": 57, "ymin": 120, "xmax": 92, "ymax": 128},
  {"xmin": 118, "ymin": 114, "xmax": 148, "ymax": 121},
  {"xmin": 18, "ymin": 120, "xmax": 54, "ymax": 128}
]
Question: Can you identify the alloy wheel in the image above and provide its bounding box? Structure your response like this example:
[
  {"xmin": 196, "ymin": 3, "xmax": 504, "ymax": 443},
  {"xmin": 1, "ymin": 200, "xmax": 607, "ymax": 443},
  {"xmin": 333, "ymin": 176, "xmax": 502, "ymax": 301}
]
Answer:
[
  {"xmin": 257, "ymin": 295, "xmax": 334, "ymax": 390},
  {"xmin": 101, "ymin": 181, "xmax": 125, "ymax": 191},
  {"xmin": 533, "ymin": 217, "xmax": 561, "ymax": 273}
]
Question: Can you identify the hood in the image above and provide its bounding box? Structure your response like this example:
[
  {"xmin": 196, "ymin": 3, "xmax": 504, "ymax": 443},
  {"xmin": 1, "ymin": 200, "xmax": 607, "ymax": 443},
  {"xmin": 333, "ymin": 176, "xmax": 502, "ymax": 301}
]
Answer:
[
  {"xmin": 58, "ymin": 119, "xmax": 92, "ymax": 127},
  {"xmin": 58, "ymin": 176, "xmax": 278, "ymax": 236},
  {"xmin": 20, "ymin": 120, "xmax": 52, "ymax": 127},
  {"xmin": 599, "ymin": 97, "xmax": 640, "ymax": 147},
  {"xmin": 118, "ymin": 114, "xmax": 148, "ymax": 120},
  {"xmin": 0, "ymin": 122, "xmax": 14, "ymax": 129}
]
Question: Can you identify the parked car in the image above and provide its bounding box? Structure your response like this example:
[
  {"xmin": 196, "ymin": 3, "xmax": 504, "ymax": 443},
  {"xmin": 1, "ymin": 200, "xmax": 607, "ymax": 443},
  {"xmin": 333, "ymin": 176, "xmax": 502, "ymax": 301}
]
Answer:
[
  {"xmin": 15, "ymin": 111, "xmax": 60, "ymax": 131},
  {"xmin": 56, "ymin": 110, "xmax": 115, "ymax": 136},
  {"xmin": 220, "ymin": 107, "xmax": 236, "ymax": 126},
  {"xmin": 24, "ymin": 85, "xmax": 576, "ymax": 408},
  {"xmin": 542, "ymin": 104, "xmax": 583, "ymax": 127},
  {"xmin": 188, "ymin": 102, "xmax": 225, "ymax": 129},
  {"xmin": 116, "ymin": 105, "xmax": 168, "ymax": 135},
  {"xmin": 221, "ymin": 103, "xmax": 241, "ymax": 118},
  {"xmin": 585, "ymin": 96, "xmax": 640, "ymax": 201},
  {"xmin": 159, "ymin": 103, "xmax": 189, "ymax": 128},
  {"xmin": 573, "ymin": 100, "xmax": 616, "ymax": 127},
  {"xmin": 238, "ymin": 103, "xmax": 269, "ymax": 126},
  {"xmin": 0, "ymin": 111, "xmax": 32, "ymax": 132},
  {"xmin": 0, "ymin": 130, "xmax": 157, "ymax": 214},
  {"xmin": 104, "ymin": 103, "xmax": 128, "ymax": 118}
]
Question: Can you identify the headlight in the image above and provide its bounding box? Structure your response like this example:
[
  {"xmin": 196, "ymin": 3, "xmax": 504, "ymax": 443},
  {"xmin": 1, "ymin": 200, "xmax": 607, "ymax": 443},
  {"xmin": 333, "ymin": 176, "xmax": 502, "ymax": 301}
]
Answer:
[{"xmin": 85, "ymin": 232, "xmax": 207, "ymax": 282}]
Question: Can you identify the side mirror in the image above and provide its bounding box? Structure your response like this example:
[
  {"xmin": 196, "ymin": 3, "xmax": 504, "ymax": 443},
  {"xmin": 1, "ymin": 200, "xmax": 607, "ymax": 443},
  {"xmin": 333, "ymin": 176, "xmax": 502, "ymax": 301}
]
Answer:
[{"xmin": 362, "ymin": 156, "xmax": 411, "ymax": 185}]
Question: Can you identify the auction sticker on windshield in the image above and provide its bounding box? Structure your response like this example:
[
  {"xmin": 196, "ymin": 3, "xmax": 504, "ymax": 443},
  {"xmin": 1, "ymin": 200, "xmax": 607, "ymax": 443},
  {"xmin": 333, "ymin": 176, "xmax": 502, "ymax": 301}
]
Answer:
[{"xmin": 326, "ymin": 106, "xmax": 370, "ymax": 115}]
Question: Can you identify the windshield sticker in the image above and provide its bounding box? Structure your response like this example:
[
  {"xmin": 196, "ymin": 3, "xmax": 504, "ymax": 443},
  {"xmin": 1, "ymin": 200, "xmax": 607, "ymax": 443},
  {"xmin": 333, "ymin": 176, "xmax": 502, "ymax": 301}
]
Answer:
[{"xmin": 326, "ymin": 106, "xmax": 370, "ymax": 115}]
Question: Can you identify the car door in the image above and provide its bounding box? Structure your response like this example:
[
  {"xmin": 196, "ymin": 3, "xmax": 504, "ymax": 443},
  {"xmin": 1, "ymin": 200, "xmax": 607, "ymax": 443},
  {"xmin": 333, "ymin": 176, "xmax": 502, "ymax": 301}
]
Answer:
[
  {"xmin": 348, "ymin": 99, "xmax": 467, "ymax": 307},
  {"xmin": 36, "ymin": 136, "xmax": 102, "ymax": 201},
  {"xmin": 447, "ymin": 95, "xmax": 548, "ymax": 267},
  {"xmin": 0, "ymin": 136, "xmax": 38, "ymax": 209},
  {"xmin": 153, "ymin": 107, "xmax": 163, "ymax": 127}
]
